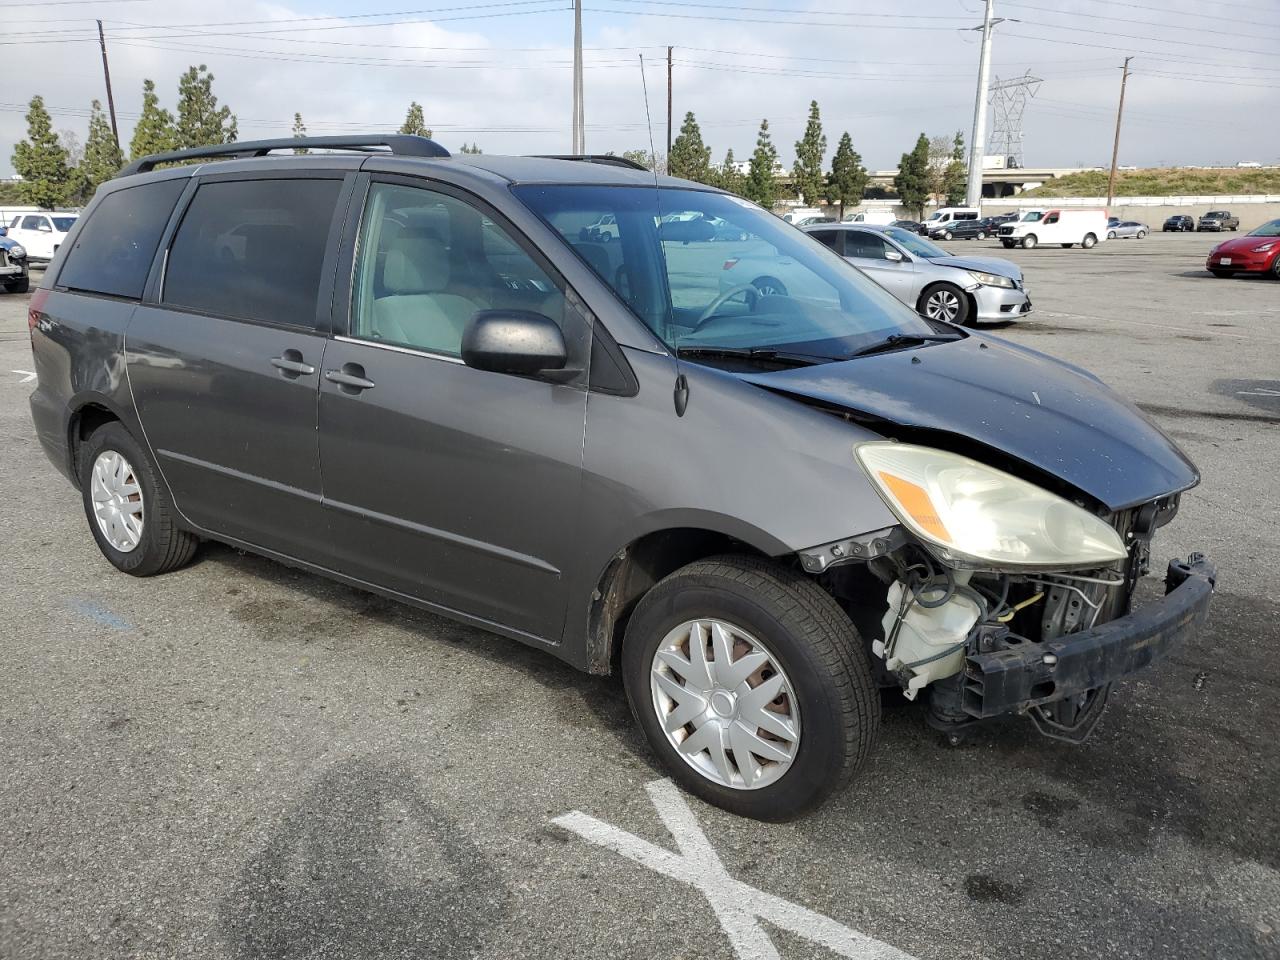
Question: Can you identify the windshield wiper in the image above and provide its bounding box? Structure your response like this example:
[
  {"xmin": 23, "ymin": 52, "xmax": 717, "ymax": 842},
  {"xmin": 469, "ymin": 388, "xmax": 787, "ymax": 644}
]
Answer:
[
  {"xmin": 848, "ymin": 333, "xmax": 962, "ymax": 359},
  {"xmin": 675, "ymin": 346, "xmax": 829, "ymax": 367}
]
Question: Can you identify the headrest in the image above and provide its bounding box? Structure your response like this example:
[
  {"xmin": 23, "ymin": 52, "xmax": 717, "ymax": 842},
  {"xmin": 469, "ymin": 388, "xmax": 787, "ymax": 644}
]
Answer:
[
  {"xmin": 571, "ymin": 241, "xmax": 610, "ymax": 279},
  {"xmin": 383, "ymin": 235, "xmax": 449, "ymax": 294}
]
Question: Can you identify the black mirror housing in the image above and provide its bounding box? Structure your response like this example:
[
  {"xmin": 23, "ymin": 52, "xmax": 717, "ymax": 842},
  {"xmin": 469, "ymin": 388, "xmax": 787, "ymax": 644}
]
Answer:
[{"xmin": 461, "ymin": 310, "xmax": 568, "ymax": 376}]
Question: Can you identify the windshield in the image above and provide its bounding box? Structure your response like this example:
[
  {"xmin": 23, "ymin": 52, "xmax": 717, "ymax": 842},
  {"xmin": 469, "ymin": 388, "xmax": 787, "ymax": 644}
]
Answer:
[
  {"xmin": 1021, "ymin": 211, "xmax": 1044, "ymax": 222},
  {"xmin": 883, "ymin": 226, "xmax": 947, "ymax": 259},
  {"xmin": 51, "ymin": 217, "xmax": 77, "ymax": 232},
  {"xmin": 1249, "ymin": 219, "xmax": 1280, "ymax": 237},
  {"xmin": 924, "ymin": 212, "xmax": 945, "ymax": 222},
  {"xmin": 514, "ymin": 185, "xmax": 935, "ymax": 360}
]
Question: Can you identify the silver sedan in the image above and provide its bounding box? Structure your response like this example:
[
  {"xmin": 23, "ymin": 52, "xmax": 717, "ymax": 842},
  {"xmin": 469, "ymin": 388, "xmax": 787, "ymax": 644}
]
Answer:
[
  {"xmin": 801, "ymin": 223, "xmax": 1031, "ymax": 326},
  {"xmin": 1107, "ymin": 220, "xmax": 1149, "ymax": 239}
]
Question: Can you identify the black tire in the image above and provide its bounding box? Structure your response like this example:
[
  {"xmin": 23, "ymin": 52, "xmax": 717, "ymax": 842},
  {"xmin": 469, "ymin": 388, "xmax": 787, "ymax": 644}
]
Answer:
[
  {"xmin": 919, "ymin": 281, "xmax": 972, "ymax": 325},
  {"xmin": 621, "ymin": 555, "xmax": 879, "ymax": 821},
  {"xmin": 943, "ymin": 230, "xmax": 953, "ymax": 240},
  {"xmin": 1272, "ymin": 257, "xmax": 1280, "ymax": 280},
  {"xmin": 4, "ymin": 277, "xmax": 30, "ymax": 294},
  {"xmin": 1136, "ymin": 230, "xmax": 1147, "ymax": 238},
  {"xmin": 751, "ymin": 275, "xmax": 789, "ymax": 299},
  {"xmin": 1209, "ymin": 269, "xmax": 1233, "ymax": 278},
  {"xmin": 975, "ymin": 231, "xmax": 986, "ymax": 240},
  {"xmin": 1022, "ymin": 234, "xmax": 1038, "ymax": 249},
  {"xmin": 1002, "ymin": 240, "xmax": 1014, "ymax": 249},
  {"xmin": 1082, "ymin": 233, "xmax": 1098, "ymax": 248},
  {"xmin": 1107, "ymin": 231, "xmax": 1117, "ymax": 239},
  {"xmin": 79, "ymin": 421, "xmax": 198, "ymax": 577}
]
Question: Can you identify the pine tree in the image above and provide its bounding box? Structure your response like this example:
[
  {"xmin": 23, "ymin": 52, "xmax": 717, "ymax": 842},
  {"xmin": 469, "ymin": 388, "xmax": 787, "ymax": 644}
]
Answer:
[
  {"xmin": 130, "ymin": 79, "xmax": 177, "ymax": 160},
  {"xmin": 292, "ymin": 113, "xmax": 308, "ymax": 154},
  {"xmin": 77, "ymin": 100, "xmax": 124, "ymax": 199},
  {"xmin": 792, "ymin": 100, "xmax": 827, "ymax": 207},
  {"xmin": 667, "ymin": 111, "xmax": 712, "ymax": 184},
  {"xmin": 743, "ymin": 119, "xmax": 779, "ymax": 208},
  {"xmin": 826, "ymin": 132, "xmax": 867, "ymax": 219},
  {"xmin": 717, "ymin": 148, "xmax": 742, "ymax": 195},
  {"xmin": 894, "ymin": 132, "xmax": 932, "ymax": 220},
  {"xmin": 459, "ymin": 142, "xmax": 483, "ymax": 154},
  {"xmin": 943, "ymin": 130, "xmax": 968, "ymax": 206},
  {"xmin": 175, "ymin": 65, "xmax": 237, "ymax": 149},
  {"xmin": 399, "ymin": 102, "xmax": 433, "ymax": 138},
  {"xmin": 10, "ymin": 96, "xmax": 71, "ymax": 210}
]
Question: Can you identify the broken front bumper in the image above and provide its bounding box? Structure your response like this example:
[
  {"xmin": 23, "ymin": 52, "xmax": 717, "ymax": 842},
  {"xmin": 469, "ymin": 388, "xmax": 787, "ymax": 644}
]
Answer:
[{"xmin": 961, "ymin": 555, "xmax": 1215, "ymax": 719}]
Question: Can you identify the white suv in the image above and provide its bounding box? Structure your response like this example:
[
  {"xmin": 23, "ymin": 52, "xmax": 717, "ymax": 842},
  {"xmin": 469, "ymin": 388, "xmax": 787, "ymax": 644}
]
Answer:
[{"xmin": 5, "ymin": 212, "xmax": 79, "ymax": 263}]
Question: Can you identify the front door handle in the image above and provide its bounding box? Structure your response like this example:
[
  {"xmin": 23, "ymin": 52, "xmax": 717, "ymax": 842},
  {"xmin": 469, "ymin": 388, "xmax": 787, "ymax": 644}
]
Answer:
[
  {"xmin": 270, "ymin": 350, "xmax": 315, "ymax": 377},
  {"xmin": 325, "ymin": 363, "xmax": 375, "ymax": 393}
]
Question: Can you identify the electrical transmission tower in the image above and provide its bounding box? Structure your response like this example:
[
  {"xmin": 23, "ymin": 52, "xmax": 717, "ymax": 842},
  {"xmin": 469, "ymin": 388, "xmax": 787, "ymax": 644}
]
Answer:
[{"xmin": 987, "ymin": 71, "xmax": 1041, "ymax": 169}]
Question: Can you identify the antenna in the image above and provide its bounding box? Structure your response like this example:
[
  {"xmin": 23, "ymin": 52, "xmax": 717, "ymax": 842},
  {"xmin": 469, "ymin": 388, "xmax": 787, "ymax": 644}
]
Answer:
[
  {"xmin": 638, "ymin": 54, "xmax": 659, "ymax": 180},
  {"xmin": 639, "ymin": 55, "xmax": 679, "ymax": 362}
]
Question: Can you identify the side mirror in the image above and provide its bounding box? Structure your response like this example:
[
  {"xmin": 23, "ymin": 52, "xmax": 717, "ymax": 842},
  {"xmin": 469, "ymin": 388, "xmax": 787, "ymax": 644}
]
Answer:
[
  {"xmin": 462, "ymin": 310, "xmax": 569, "ymax": 377},
  {"xmin": 884, "ymin": 248, "xmax": 905, "ymax": 263}
]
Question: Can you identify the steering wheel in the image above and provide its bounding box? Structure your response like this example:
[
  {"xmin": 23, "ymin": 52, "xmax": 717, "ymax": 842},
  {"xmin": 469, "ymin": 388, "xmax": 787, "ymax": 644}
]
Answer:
[{"xmin": 694, "ymin": 283, "xmax": 760, "ymax": 330}]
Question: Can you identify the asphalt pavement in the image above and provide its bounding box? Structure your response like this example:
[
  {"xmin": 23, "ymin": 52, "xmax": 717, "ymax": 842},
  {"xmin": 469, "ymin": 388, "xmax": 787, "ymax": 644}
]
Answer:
[{"xmin": 1, "ymin": 230, "xmax": 1277, "ymax": 959}]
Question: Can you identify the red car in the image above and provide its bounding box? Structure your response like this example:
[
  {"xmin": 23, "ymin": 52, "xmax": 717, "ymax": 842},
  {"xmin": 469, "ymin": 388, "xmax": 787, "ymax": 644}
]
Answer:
[{"xmin": 1206, "ymin": 218, "xmax": 1280, "ymax": 279}]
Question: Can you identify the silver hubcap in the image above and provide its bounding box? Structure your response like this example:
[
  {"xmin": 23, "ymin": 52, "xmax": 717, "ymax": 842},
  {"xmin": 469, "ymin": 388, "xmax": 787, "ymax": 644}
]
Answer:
[
  {"xmin": 925, "ymin": 289, "xmax": 962, "ymax": 322},
  {"xmin": 650, "ymin": 618, "xmax": 801, "ymax": 790},
  {"xmin": 90, "ymin": 450, "xmax": 144, "ymax": 552}
]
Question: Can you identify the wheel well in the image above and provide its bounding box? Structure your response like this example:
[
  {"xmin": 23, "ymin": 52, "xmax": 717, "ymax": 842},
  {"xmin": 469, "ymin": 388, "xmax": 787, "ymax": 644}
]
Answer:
[
  {"xmin": 68, "ymin": 403, "xmax": 120, "ymax": 480},
  {"xmin": 585, "ymin": 528, "xmax": 771, "ymax": 675}
]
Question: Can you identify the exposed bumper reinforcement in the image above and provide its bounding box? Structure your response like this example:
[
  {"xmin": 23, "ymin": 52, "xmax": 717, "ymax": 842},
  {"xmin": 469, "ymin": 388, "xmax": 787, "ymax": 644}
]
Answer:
[{"xmin": 961, "ymin": 555, "xmax": 1216, "ymax": 719}]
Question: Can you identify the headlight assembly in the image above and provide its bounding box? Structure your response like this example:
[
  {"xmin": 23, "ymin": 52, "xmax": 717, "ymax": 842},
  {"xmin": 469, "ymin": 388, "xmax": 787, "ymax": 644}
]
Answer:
[
  {"xmin": 855, "ymin": 442, "xmax": 1127, "ymax": 570},
  {"xmin": 8, "ymin": 244, "xmax": 25, "ymax": 259},
  {"xmin": 968, "ymin": 270, "xmax": 1015, "ymax": 289}
]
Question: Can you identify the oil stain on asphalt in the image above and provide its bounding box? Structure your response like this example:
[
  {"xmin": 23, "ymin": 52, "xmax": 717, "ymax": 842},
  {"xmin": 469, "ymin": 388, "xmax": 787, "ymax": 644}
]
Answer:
[{"xmin": 220, "ymin": 758, "xmax": 510, "ymax": 959}]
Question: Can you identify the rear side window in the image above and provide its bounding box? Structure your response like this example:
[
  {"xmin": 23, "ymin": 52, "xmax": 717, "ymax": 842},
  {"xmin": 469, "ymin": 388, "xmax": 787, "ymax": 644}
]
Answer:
[
  {"xmin": 163, "ymin": 178, "xmax": 343, "ymax": 328},
  {"xmin": 57, "ymin": 179, "xmax": 185, "ymax": 299},
  {"xmin": 809, "ymin": 230, "xmax": 843, "ymax": 254}
]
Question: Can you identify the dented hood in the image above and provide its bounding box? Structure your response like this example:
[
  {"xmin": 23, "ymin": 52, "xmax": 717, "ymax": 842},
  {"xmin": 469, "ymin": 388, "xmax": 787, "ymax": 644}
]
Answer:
[{"xmin": 738, "ymin": 334, "xmax": 1198, "ymax": 511}]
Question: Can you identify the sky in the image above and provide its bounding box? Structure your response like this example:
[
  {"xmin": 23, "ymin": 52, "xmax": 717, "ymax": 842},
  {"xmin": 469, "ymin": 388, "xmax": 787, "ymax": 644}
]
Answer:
[{"xmin": 2, "ymin": 0, "xmax": 1279, "ymax": 178}]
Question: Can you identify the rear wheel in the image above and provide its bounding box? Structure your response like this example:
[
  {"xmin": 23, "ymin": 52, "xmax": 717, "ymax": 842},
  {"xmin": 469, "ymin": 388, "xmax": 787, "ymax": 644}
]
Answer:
[
  {"xmin": 622, "ymin": 556, "xmax": 879, "ymax": 821},
  {"xmin": 919, "ymin": 282, "xmax": 971, "ymax": 325},
  {"xmin": 1082, "ymin": 233, "xmax": 1098, "ymax": 248},
  {"xmin": 79, "ymin": 422, "xmax": 197, "ymax": 576},
  {"xmin": 1021, "ymin": 234, "xmax": 1038, "ymax": 249},
  {"xmin": 975, "ymin": 230, "xmax": 986, "ymax": 240}
]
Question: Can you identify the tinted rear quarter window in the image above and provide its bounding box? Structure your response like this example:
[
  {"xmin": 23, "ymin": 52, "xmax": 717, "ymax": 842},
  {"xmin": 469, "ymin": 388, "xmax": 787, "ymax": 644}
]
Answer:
[
  {"xmin": 57, "ymin": 178, "xmax": 186, "ymax": 299},
  {"xmin": 163, "ymin": 178, "xmax": 343, "ymax": 328}
]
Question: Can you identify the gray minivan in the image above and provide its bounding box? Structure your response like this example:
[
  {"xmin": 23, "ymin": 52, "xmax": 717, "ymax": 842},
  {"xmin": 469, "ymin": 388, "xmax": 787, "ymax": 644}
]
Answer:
[{"xmin": 28, "ymin": 136, "xmax": 1214, "ymax": 820}]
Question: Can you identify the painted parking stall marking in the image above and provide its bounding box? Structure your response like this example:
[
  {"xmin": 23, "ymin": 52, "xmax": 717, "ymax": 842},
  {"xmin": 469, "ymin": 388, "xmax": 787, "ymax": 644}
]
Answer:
[
  {"xmin": 11, "ymin": 369, "xmax": 35, "ymax": 383},
  {"xmin": 553, "ymin": 780, "xmax": 919, "ymax": 960}
]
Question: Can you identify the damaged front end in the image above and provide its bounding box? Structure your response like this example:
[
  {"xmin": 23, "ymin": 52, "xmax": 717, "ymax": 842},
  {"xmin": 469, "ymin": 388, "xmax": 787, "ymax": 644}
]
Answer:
[{"xmin": 799, "ymin": 443, "xmax": 1216, "ymax": 742}]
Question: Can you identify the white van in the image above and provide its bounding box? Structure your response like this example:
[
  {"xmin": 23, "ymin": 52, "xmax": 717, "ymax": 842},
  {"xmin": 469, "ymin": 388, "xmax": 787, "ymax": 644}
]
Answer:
[
  {"xmin": 998, "ymin": 209, "xmax": 1108, "ymax": 249},
  {"xmin": 842, "ymin": 207, "xmax": 896, "ymax": 226},
  {"xmin": 921, "ymin": 207, "xmax": 981, "ymax": 236}
]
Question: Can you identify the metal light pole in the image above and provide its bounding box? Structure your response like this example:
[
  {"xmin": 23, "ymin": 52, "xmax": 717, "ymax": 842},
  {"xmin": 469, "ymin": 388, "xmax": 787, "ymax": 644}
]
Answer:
[
  {"xmin": 965, "ymin": 0, "xmax": 996, "ymax": 209},
  {"xmin": 571, "ymin": 0, "xmax": 584, "ymax": 154}
]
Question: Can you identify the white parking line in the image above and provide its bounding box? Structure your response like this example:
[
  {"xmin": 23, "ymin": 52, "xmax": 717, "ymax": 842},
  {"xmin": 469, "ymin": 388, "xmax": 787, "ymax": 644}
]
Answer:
[
  {"xmin": 11, "ymin": 369, "xmax": 35, "ymax": 383},
  {"xmin": 553, "ymin": 780, "xmax": 919, "ymax": 960}
]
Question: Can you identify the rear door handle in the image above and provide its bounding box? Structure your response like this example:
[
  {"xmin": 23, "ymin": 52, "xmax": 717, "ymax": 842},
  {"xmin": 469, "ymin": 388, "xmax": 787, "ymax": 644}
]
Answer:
[
  {"xmin": 270, "ymin": 350, "xmax": 315, "ymax": 377},
  {"xmin": 325, "ymin": 364, "xmax": 375, "ymax": 393}
]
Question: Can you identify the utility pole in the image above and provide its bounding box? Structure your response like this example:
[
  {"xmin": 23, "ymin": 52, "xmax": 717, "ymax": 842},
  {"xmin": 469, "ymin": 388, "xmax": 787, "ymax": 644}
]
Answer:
[
  {"xmin": 96, "ymin": 19, "xmax": 120, "ymax": 151},
  {"xmin": 965, "ymin": 0, "xmax": 997, "ymax": 209},
  {"xmin": 571, "ymin": 0, "xmax": 584, "ymax": 153},
  {"xmin": 666, "ymin": 46, "xmax": 673, "ymax": 158},
  {"xmin": 1106, "ymin": 57, "xmax": 1133, "ymax": 208}
]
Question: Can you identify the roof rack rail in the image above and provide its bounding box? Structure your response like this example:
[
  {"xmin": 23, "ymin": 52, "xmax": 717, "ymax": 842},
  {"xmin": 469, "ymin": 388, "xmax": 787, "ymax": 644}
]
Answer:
[
  {"xmin": 532, "ymin": 154, "xmax": 650, "ymax": 172},
  {"xmin": 117, "ymin": 134, "xmax": 450, "ymax": 177}
]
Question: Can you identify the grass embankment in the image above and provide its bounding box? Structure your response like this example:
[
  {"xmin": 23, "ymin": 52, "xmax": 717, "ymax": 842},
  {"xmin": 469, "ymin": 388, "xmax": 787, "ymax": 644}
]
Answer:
[{"xmin": 1023, "ymin": 167, "xmax": 1280, "ymax": 198}]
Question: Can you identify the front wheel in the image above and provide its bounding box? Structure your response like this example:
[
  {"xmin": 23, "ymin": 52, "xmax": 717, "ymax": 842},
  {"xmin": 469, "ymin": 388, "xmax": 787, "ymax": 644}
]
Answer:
[
  {"xmin": 1082, "ymin": 233, "xmax": 1098, "ymax": 248},
  {"xmin": 1022, "ymin": 234, "xmax": 1038, "ymax": 249},
  {"xmin": 79, "ymin": 422, "xmax": 198, "ymax": 576},
  {"xmin": 943, "ymin": 230, "xmax": 953, "ymax": 240},
  {"xmin": 1272, "ymin": 256, "xmax": 1280, "ymax": 280},
  {"xmin": 622, "ymin": 556, "xmax": 879, "ymax": 821},
  {"xmin": 975, "ymin": 231, "xmax": 986, "ymax": 240},
  {"xmin": 1002, "ymin": 240, "xmax": 1015, "ymax": 249},
  {"xmin": 4, "ymin": 277, "xmax": 30, "ymax": 294},
  {"xmin": 919, "ymin": 282, "xmax": 971, "ymax": 325}
]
